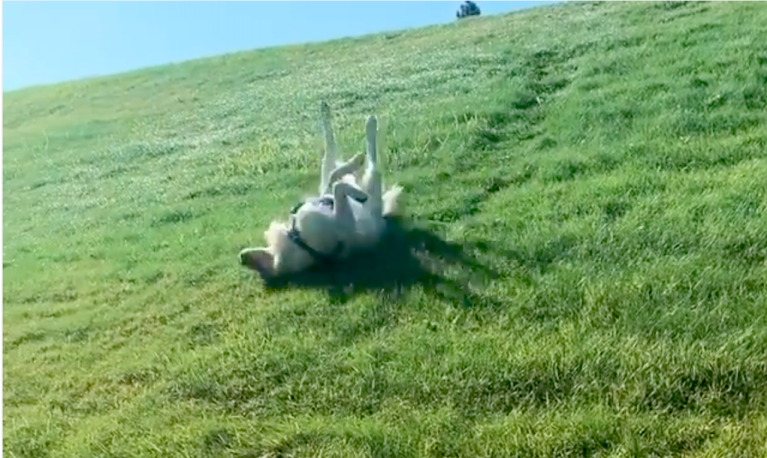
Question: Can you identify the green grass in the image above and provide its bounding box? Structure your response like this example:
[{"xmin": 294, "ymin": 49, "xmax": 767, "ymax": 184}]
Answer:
[{"xmin": 4, "ymin": 1, "xmax": 767, "ymax": 456}]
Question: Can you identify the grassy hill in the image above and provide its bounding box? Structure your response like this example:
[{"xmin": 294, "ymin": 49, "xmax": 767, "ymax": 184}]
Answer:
[{"xmin": 4, "ymin": 1, "xmax": 767, "ymax": 456}]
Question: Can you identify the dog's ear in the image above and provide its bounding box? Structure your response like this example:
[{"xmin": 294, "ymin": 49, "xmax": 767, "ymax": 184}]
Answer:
[{"xmin": 239, "ymin": 248, "xmax": 276, "ymax": 278}]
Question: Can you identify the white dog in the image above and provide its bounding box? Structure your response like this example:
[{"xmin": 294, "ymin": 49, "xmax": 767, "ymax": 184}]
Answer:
[{"xmin": 240, "ymin": 102, "xmax": 403, "ymax": 278}]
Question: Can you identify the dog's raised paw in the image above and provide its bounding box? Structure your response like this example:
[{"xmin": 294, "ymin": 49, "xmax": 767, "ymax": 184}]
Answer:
[{"xmin": 351, "ymin": 152, "xmax": 366, "ymax": 168}]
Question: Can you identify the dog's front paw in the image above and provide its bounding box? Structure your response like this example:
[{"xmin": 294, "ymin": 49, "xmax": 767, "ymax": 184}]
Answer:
[{"xmin": 331, "ymin": 153, "xmax": 366, "ymax": 183}]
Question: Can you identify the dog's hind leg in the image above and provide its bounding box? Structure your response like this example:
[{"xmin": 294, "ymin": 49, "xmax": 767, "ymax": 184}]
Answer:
[
  {"xmin": 319, "ymin": 101, "xmax": 339, "ymax": 195},
  {"xmin": 361, "ymin": 116, "xmax": 383, "ymax": 215},
  {"xmin": 331, "ymin": 181, "xmax": 369, "ymax": 239}
]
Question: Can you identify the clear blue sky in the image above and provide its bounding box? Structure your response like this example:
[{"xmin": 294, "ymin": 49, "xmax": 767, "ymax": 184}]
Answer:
[{"xmin": 3, "ymin": 1, "xmax": 556, "ymax": 92}]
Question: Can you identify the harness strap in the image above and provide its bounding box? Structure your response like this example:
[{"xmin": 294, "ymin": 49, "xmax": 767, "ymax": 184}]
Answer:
[{"xmin": 288, "ymin": 192, "xmax": 366, "ymax": 263}]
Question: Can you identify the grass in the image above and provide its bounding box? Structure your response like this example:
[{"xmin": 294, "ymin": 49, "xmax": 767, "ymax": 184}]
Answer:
[{"xmin": 3, "ymin": 1, "xmax": 767, "ymax": 456}]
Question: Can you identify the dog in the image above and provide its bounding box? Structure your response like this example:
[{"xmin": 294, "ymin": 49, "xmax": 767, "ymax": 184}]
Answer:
[{"xmin": 240, "ymin": 102, "xmax": 403, "ymax": 279}]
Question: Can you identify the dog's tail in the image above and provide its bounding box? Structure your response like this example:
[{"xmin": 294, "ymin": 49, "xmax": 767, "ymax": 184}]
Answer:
[{"xmin": 382, "ymin": 185, "xmax": 403, "ymax": 217}]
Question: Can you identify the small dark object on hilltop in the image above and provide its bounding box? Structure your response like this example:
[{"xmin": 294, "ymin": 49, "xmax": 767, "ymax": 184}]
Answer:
[{"xmin": 457, "ymin": 1, "xmax": 481, "ymax": 19}]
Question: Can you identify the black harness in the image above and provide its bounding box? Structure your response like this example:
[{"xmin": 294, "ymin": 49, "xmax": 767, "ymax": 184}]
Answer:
[{"xmin": 288, "ymin": 196, "xmax": 344, "ymax": 263}]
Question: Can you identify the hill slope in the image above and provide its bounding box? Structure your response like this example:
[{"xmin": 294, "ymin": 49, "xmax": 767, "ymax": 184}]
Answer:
[{"xmin": 4, "ymin": 2, "xmax": 767, "ymax": 457}]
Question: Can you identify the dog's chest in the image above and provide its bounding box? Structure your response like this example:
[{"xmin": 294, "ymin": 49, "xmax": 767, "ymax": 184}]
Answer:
[
  {"xmin": 307, "ymin": 194, "xmax": 367, "ymax": 217},
  {"xmin": 300, "ymin": 196, "xmax": 334, "ymax": 216},
  {"xmin": 300, "ymin": 193, "xmax": 377, "ymax": 240}
]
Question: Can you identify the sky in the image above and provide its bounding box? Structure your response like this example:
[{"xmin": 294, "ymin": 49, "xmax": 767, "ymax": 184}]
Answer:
[{"xmin": 3, "ymin": 1, "xmax": 557, "ymax": 92}]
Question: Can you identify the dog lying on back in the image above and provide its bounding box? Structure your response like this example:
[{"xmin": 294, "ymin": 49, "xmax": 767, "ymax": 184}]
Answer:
[{"xmin": 240, "ymin": 102, "xmax": 403, "ymax": 279}]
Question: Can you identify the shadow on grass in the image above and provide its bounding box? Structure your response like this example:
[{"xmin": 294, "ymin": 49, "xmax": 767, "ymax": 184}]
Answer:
[{"xmin": 247, "ymin": 216, "xmax": 505, "ymax": 308}]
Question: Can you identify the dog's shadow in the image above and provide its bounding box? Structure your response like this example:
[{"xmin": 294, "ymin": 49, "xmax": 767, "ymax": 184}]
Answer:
[{"xmin": 257, "ymin": 216, "xmax": 504, "ymax": 307}]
